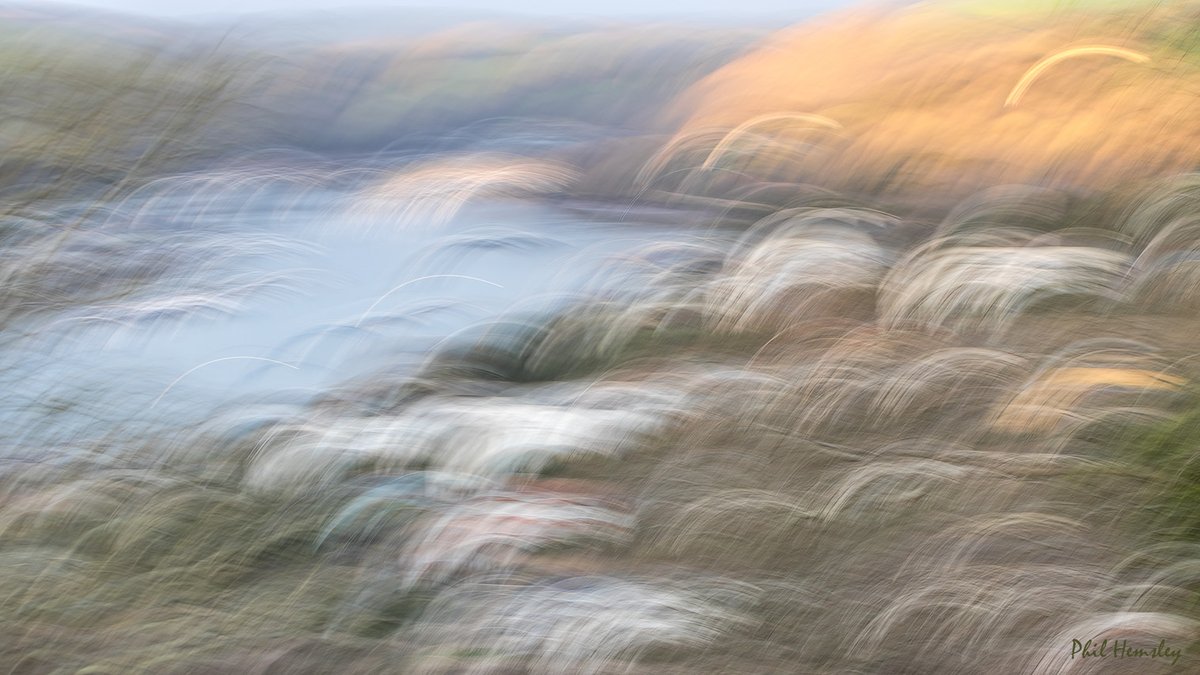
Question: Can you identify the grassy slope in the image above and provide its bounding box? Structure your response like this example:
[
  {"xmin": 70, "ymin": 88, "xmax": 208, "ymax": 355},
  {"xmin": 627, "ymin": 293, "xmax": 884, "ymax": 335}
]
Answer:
[{"xmin": 658, "ymin": 1, "xmax": 1200, "ymax": 209}]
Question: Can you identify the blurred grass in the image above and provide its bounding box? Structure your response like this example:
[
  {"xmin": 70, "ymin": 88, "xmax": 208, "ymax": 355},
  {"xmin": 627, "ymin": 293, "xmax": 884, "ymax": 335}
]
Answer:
[
  {"xmin": 0, "ymin": 29, "xmax": 266, "ymax": 210},
  {"xmin": 1119, "ymin": 390, "xmax": 1200, "ymax": 542},
  {"xmin": 663, "ymin": 0, "xmax": 1200, "ymax": 210},
  {"xmin": 6, "ymin": 1, "xmax": 1200, "ymax": 672}
]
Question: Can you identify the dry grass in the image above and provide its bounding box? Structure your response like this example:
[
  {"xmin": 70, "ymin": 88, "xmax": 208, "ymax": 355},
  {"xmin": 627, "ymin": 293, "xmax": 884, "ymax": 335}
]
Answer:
[
  {"xmin": 652, "ymin": 1, "xmax": 1200, "ymax": 208},
  {"xmin": 7, "ymin": 2, "xmax": 1200, "ymax": 673}
]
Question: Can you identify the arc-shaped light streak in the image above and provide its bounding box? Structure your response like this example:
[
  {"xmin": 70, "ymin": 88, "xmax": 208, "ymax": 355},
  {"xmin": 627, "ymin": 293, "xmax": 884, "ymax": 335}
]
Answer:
[
  {"xmin": 1005, "ymin": 45, "xmax": 1150, "ymax": 108},
  {"xmin": 700, "ymin": 112, "xmax": 842, "ymax": 170},
  {"xmin": 355, "ymin": 274, "xmax": 504, "ymax": 327},
  {"xmin": 151, "ymin": 356, "xmax": 299, "ymax": 409}
]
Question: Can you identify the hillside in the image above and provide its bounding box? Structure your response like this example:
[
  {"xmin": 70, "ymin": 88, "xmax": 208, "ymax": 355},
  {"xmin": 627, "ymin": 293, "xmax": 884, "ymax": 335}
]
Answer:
[{"xmin": 649, "ymin": 1, "xmax": 1200, "ymax": 209}]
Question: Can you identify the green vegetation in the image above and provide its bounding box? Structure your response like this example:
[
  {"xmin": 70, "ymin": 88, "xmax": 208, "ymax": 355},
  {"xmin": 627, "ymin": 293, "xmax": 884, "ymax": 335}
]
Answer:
[{"xmin": 1121, "ymin": 392, "xmax": 1200, "ymax": 541}]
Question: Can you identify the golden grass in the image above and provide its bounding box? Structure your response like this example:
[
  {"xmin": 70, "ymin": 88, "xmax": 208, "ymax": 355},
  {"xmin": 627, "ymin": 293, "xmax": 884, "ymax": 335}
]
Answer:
[
  {"xmin": 662, "ymin": 1, "xmax": 1200, "ymax": 205},
  {"xmin": 992, "ymin": 366, "xmax": 1187, "ymax": 433}
]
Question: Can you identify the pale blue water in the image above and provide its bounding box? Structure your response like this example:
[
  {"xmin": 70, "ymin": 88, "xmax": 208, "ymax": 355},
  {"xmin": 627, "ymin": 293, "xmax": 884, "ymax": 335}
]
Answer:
[{"xmin": 0, "ymin": 186, "xmax": 713, "ymax": 451}]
